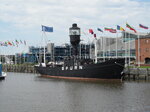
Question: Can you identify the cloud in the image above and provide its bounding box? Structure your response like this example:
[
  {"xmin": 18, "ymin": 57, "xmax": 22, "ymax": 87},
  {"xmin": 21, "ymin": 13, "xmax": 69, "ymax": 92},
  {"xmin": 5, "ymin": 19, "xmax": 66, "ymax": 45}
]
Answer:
[
  {"xmin": 0, "ymin": 0, "xmax": 150, "ymax": 44},
  {"xmin": 1, "ymin": 0, "xmax": 149, "ymax": 25}
]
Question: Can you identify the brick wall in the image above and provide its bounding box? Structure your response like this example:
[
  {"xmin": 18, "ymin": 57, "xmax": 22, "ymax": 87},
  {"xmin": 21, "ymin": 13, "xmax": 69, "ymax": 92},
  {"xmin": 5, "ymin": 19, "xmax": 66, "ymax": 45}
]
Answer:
[{"xmin": 135, "ymin": 37, "xmax": 150, "ymax": 64}]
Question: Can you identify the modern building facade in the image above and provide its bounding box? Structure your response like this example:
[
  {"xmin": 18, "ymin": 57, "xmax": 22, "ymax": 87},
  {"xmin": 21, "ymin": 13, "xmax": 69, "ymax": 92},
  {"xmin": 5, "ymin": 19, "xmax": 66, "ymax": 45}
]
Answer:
[
  {"xmin": 95, "ymin": 31, "xmax": 149, "ymax": 65},
  {"xmin": 15, "ymin": 43, "xmax": 93, "ymax": 64},
  {"xmin": 13, "ymin": 32, "xmax": 150, "ymax": 65}
]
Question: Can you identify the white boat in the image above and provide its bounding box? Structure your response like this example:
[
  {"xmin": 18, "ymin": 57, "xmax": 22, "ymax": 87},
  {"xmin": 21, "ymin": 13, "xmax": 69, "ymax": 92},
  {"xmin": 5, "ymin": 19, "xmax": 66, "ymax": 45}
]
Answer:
[
  {"xmin": 0, "ymin": 72, "xmax": 7, "ymax": 79},
  {"xmin": 0, "ymin": 63, "xmax": 7, "ymax": 80}
]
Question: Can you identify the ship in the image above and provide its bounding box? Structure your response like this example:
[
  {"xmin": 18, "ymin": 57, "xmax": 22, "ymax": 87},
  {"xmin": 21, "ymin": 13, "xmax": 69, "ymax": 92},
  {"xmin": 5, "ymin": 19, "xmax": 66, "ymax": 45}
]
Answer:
[{"xmin": 35, "ymin": 23, "xmax": 125, "ymax": 80}]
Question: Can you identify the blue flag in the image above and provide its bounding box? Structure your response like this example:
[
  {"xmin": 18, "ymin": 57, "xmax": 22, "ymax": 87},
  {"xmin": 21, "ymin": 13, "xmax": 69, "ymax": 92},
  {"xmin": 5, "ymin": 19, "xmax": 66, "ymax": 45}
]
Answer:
[
  {"xmin": 97, "ymin": 28, "xmax": 103, "ymax": 32},
  {"xmin": 42, "ymin": 25, "xmax": 53, "ymax": 32}
]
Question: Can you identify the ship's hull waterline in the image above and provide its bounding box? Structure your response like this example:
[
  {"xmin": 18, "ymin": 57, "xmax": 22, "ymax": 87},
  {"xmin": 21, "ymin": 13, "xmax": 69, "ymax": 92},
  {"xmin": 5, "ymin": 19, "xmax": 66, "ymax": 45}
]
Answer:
[{"xmin": 35, "ymin": 58, "xmax": 125, "ymax": 80}]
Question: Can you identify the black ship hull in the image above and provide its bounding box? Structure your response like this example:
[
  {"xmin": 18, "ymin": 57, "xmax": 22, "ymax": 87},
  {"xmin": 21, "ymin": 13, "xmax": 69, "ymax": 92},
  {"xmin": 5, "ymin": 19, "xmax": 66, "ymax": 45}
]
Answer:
[{"xmin": 35, "ymin": 58, "xmax": 125, "ymax": 80}]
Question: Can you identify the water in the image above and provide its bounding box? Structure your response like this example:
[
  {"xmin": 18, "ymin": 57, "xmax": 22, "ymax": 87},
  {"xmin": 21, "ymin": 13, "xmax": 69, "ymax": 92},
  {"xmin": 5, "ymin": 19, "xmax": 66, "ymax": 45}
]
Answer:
[{"xmin": 0, "ymin": 72, "xmax": 150, "ymax": 112}]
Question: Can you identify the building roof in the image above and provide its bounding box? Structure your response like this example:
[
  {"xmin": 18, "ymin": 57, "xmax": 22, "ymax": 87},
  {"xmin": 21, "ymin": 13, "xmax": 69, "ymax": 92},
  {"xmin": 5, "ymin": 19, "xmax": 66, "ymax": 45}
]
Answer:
[
  {"xmin": 141, "ymin": 33, "xmax": 150, "ymax": 38},
  {"xmin": 122, "ymin": 31, "xmax": 148, "ymax": 39}
]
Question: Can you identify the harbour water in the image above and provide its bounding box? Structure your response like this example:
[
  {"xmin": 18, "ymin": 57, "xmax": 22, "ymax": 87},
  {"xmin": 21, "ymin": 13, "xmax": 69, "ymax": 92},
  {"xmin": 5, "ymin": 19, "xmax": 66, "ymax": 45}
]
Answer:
[{"xmin": 0, "ymin": 73, "xmax": 150, "ymax": 112}]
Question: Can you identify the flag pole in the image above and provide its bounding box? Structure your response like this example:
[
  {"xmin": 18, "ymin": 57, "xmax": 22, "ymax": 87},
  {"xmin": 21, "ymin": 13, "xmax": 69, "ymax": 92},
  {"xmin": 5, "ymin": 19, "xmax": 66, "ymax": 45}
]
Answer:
[
  {"xmin": 129, "ymin": 32, "xmax": 131, "ymax": 66},
  {"xmin": 41, "ymin": 25, "xmax": 53, "ymax": 64},
  {"xmin": 82, "ymin": 31, "xmax": 91, "ymax": 59},
  {"xmin": 116, "ymin": 31, "xmax": 118, "ymax": 58},
  {"xmin": 103, "ymin": 36, "xmax": 105, "ymax": 61},
  {"xmin": 100, "ymin": 37, "xmax": 103, "ymax": 60},
  {"xmin": 97, "ymin": 28, "xmax": 104, "ymax": 61},
  {"xmin": 41, "ymin": 25, "xmax": 46, "ymax": 65},
  {"xmin": 43, "ymin": 32, "xmax": 46, "ymax": 65},
  {"xmin": 137, "ymin": 34, "xmax": 140, "ymax": 67},
  {"xmin": 94, "ymin": 38, "xmax": 98, "ymax": 63},
  {"xmin": 125, "ymin": 31, "xmax": 127, "ymax": 66},
  {"xmin": 125, "ymin": 22, "xmax": 128, "ymax": 66},
  {"xmin": 108, "ymin": 37, "xmax": 110, "ymax": 59},
  {"xmin": 85, "ymin": 43, "xmax": 86, "ymax": 59}
]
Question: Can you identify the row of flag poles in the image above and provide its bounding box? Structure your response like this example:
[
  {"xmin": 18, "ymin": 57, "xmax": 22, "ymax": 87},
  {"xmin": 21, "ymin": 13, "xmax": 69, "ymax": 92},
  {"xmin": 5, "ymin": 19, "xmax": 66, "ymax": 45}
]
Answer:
[
  {"xmin": 89, "ymin": 23, "xmax": 149, "ymax": 36},
  {"xmin": 87, "ymin": 23, "xmax": 149, "ymax": 66},
  {"xmin": 0, "ymin": 40, "xmax": 26, "ymax": 47},
  {"xmin": 0, "ymin": 25, "xmax": 52, "ymax": 48},
  {"xmin": 40, "ymin": 23, "xmax": 149, "ymax": 38},
  {"xmin": 41, "ymin": 24, "xmax": 149, "ymax": 65}
]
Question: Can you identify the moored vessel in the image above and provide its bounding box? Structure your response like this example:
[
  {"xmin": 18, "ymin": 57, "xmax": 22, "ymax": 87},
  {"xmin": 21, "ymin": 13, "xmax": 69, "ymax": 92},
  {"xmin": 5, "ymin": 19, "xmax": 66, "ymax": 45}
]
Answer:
[
  {"xmin": 35, "ymin": 23, "xmax": 125, "ymax": 80},
  {"xmin": 35, "ymin": 58, "xmax": 125, "ymax": 80},
  {"xmin": 0, "ymin": 63, "xmax": 7, "ymax": 80}
]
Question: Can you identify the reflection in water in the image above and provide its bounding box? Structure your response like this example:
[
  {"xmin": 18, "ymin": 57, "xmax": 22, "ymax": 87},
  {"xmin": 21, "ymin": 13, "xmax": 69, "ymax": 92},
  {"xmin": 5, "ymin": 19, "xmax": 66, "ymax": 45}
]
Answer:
[
  {"xmin": 61, "ymin": 80, "xmax": 124, "ymax": 112},
  {"xmin": 0, "ymin": 72, "xmax": 150, "ymax": 112}
]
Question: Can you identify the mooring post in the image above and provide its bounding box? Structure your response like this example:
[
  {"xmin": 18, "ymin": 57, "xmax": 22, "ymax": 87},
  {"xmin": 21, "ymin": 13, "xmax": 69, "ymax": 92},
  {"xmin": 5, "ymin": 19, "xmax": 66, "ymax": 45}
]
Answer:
[
  {"xmin": 127, "ymin": 67, "xmax": 130, "ymax": 80},
  {"xmin": 147, "ymin": 68, "xmax": 149, "ymax": 80},
  {"xmin": 145, "ymin": 68, "xmax": 148, "ymax": 80},
  {"xmin": 137, "ymin": 68, "xmax": 139, "ymax": 80}
]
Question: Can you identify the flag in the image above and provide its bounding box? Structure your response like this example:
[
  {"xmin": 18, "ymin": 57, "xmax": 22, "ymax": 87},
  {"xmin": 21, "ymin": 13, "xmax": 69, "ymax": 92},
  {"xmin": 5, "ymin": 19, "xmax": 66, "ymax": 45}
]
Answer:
[
  {"xmin": 139, "ymin": 24, "xmax": 148, "ymax": 29},
  {"xmin": 15, "ymin": 40, "xmax": 19, "ymax": 44},
  {"xmin": 117, "ymin": 25, "xmax": 125, "ymax": 31},
  {"xmin": 109, "ymin": 29, "xmax": 117, "ymax": 33},
  {"xmin": 0, "ymin": 42, "xmax": 4, "ymax": 46},
  {"xmin": 42, "ymin": 25, "xmax": 53, "ymax": 32},
  {"xmin": 20, "ymin": 40, "xmax": 23, "ymax": 44},
  {"xmin": 105, "ymin": 28, "xmax": 116, "ymax": 33},
  {"xmin": 0, "ymin": 42, "xmax": 5, "ymax": 46},
  {"xmin": 12, "ymin": 42, "xmax": 15, "ymax": 46},
  {"xmin": 4, "ymin": 42, "xmax": 8, "ymax": 46},
  {"xmin": 7, "ymin": 41, "xmax": 12, "ymax": 46},
  {"xmin": 89, "ymin": 29, "xmax": 94, "ymax": 34},
  {"xmin": 105, "ymin": 27, "xmax": 113, "ymax": 31},
  {"xmin": 93, "ymin": 34, "xmax": 97, "ymax": 40},
  {"xmin": 0, "ymin": 42, "xmax": 2, "ymax": 46},
  {"xmin": 97, "ymin": 28, "xmax": 103, "ymax": 32},
  {"xmin": 126, "ymin": 23, "xmax": 137, "ymax": 33}
]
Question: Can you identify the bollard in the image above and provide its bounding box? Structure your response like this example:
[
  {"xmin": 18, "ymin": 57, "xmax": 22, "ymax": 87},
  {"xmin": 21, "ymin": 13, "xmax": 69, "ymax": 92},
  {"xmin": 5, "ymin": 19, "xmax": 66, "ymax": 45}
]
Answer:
[
  {"xmin": 145, "ymin": 68, "xmax": 148, "ymax": 80},
  {"xmin": 136, "ymin": 68, "xmax": 139, "ymax": 80}
]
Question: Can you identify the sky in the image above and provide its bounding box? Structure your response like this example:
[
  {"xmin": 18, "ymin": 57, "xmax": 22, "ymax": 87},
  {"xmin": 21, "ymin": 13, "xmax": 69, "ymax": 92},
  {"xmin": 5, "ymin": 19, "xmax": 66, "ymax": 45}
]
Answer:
[{"xmin": 0, "ymin": 0, "xmax": 150, "ymax": 55}]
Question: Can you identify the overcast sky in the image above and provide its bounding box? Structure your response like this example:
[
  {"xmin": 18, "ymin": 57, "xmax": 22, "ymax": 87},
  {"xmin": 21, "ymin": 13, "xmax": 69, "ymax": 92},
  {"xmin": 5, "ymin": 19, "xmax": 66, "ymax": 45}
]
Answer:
[{"xmin": 0, "ymin": 0, "xmax": 150, "ymax": 54}]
